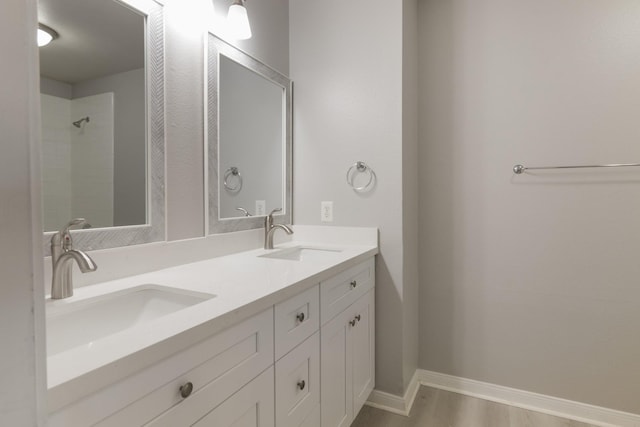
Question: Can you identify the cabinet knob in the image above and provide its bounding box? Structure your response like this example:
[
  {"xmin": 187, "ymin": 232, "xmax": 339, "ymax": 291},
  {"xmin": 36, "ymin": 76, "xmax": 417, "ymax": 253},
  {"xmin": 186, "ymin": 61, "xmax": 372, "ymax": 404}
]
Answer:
[
  {"xmin": 296, "ymin": 312, "xmax": 305, "ymax": 323},
  {"xmin": 179, "ymin": 382, "xmax": 194, "ymax": 398},
  {"xmin": 349, "ymin": 319, "xmax": 357, "ymax": 327},
  {"xmin": 350, "ymin": 280, "xmax": 357, "ymax": 289},
  {"xmin": 297, "ymin": 380, "xmax": 306, "ymax": 390},
  {"xmin": 355, "ymin": 314, "xmax": 361, "ymax": 322}
]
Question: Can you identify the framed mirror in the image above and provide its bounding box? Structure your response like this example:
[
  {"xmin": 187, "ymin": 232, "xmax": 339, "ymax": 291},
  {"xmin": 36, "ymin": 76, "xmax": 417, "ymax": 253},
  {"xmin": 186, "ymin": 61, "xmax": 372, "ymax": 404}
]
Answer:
[
  {"xmin": 38, "ymin": 0, "xmax": 165, "ymax": 254},
  {"xmin": 207, "ymin": 33, "xmax": 292, "ymax": 233}
]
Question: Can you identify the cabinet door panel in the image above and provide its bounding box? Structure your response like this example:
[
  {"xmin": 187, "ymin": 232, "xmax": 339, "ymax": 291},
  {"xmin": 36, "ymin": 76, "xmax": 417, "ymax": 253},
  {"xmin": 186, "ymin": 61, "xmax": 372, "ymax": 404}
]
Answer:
[
  {"xmin": 351, "ymin": 290, "xmax": 375, "ymax": 418},
  {"xmin": 320, "ymin": 308, "xmax": 353, "ymax": 427},
  {"xmin": 275, "ymin": 332, "xmax": 320, "ymax": 427},
  {"xmin": 300, "ymin": 404, "xmax": 320, "ymax": 427},
  {"xmin": 191, "ymin": 367, "xmax": 274, "ymax": 427}
]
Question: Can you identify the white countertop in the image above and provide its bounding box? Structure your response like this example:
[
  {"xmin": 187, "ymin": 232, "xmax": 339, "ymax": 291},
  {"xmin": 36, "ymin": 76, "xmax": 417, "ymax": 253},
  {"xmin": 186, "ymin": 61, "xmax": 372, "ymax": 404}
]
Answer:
[{"xmin": 46, "ymin": 228, "xmax": 378, "ymax": 412}]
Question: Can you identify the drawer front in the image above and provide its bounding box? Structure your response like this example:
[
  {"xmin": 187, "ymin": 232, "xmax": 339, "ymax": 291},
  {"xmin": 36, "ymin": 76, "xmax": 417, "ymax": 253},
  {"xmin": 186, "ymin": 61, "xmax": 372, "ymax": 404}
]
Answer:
[
  {"xmin": 275, "ymin": 332, "xmax": 320, "ymax": 427},
  {"xmin": 275, "ymin": 285, "xmax": 319, "ymax": 360},
  {"xmin": 138, "ymin": 309, "xmax": 274, "ymax": 427},
  {"xmin": 52, "ymin": 308, "xmax": 274, "ymax": 427},
  {"xmin": 193, "ymin": 366, "xmax": 274, "ymax": 427},
  {"xmin": 320, "ymin": 258, "xmax": 374, "ymax": 325}
]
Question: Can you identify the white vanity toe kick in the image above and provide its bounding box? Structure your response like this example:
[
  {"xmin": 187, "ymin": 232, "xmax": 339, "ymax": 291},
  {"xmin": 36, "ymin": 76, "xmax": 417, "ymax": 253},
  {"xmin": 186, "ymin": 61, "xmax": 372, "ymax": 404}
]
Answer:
[{"xmin": 46, "ymin": 241, "xmax": 378, "ymax": 413}]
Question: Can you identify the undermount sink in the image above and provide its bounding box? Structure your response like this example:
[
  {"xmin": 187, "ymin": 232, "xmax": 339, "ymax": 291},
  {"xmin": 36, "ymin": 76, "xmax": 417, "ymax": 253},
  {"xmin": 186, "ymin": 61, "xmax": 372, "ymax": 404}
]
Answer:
[
  {"xmin": 259, "ymin": 246, "xmax": 343, "ymax": 261},
  {"xmin": 46, "ymin": 285, "xmax": 215, "ymax": 356}
]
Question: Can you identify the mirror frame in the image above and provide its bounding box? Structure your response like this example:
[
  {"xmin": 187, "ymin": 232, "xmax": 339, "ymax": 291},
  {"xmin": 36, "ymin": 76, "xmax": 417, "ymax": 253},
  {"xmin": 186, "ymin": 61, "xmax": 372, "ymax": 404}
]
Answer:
[
  {"xmin": 207, "ymin": 33, "xmax": 292, "ymax": 234},
  {"xmin": 42, "ymin": 0, "xmax": 165, "ymax": 255}
]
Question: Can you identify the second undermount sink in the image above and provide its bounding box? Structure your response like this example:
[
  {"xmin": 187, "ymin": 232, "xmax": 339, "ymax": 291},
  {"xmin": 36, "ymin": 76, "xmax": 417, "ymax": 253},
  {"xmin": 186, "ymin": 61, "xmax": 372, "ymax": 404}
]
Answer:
[
  {"xmin": 46, "ymin": 285, "xmax": 215, "ymax": 356},
  {"xmin": 259, "ymin": 246, "xmax": 343, "ymax": 261}
]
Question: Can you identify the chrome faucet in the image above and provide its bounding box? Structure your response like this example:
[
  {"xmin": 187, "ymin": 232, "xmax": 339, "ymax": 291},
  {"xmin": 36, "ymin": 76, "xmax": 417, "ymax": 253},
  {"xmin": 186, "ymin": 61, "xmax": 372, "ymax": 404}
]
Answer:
[
  {"xmin": 264, "ymin": 208, "xmax": 293, "ymax": 250},
  {"xmin": 236, "ymin": 207, "xmax": 252, "ymax": 217},
  {"xmin": 50, "ymin": 218, "xmax": 97, "ymax": 299}
]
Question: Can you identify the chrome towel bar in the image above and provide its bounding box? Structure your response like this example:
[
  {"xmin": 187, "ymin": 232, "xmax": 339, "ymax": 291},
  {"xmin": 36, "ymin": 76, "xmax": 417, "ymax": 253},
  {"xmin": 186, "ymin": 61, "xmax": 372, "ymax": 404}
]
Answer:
[{"xmin": 513, "ymin": 163, "xmax": 640, "ymax": 174}]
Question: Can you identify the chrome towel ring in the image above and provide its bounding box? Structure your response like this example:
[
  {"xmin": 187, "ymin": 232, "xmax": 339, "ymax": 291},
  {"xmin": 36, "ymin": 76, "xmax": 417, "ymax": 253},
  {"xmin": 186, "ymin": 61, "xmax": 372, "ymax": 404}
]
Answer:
[
  {"xmin": 223, "ymin": 167, "xmax": 243, "ymax": 192},
  {"xmin": 346, "ymin": 161, "xmax": 376, "ymax": 192}
]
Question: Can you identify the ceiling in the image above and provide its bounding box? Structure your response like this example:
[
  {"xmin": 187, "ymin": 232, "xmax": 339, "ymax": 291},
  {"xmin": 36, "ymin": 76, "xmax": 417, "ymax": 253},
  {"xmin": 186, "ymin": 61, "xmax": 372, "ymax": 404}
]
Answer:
[{"xmin": 38, "ymin": 0, "xmax": 145, "ymax": 84}]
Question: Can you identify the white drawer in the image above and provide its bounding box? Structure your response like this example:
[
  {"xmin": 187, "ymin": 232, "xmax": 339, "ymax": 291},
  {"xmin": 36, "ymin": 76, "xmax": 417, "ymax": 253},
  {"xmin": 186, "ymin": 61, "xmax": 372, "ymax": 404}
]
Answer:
[
  {"xmin": 320, "ymin": 258, "xmax": 374, "ymax": 325},
  {"xmin": 275, "ymin": 285, "xmax": 319, "ymax": 360},
  {"xmin": 50, "ymin": 308, "xmax": 274, "ymax": 427},
  {"xmin": 192, "ymin": 366, "xmax": 274, "ymax": 427},
  {"xmin": 275, "ymin": 332, "xmax": 320, "ymax": 427}
]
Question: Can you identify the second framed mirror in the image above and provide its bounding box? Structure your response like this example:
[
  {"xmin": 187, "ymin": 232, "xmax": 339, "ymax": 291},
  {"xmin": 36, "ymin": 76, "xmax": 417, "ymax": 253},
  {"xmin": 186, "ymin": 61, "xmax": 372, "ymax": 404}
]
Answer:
[{"xmin": 207, "ymin": 33, "xmax": 292, "ymax": 233}]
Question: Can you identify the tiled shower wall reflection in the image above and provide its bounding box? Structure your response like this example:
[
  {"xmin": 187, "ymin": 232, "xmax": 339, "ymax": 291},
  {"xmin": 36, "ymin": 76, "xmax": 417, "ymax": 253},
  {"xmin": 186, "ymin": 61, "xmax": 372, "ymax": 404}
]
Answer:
[{"xmin": 41, "ymin": 92, "xmax": 114, "ymax": 231}]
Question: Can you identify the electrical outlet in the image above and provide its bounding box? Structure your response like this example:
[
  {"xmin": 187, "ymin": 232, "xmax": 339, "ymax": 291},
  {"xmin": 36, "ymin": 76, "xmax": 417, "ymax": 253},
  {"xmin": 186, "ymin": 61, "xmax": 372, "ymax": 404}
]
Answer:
[
  {"xmin": 255, "ymin": 200, "xmax": 266, "ymax": 216},
  {"xmin": 321, "ymin": 201, "xmax": 333, "ymax": 223}
]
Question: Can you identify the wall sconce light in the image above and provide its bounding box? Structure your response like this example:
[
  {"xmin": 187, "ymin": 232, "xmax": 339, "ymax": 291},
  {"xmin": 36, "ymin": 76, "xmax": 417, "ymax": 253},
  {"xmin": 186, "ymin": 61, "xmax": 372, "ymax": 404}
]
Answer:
[
  {"xmin": 227, "ymin": 0, "xmax": 252, "ymax": 40},
  {"xmin": 38, "ymin": 23, "xmax": 59, "ymax": 47}
]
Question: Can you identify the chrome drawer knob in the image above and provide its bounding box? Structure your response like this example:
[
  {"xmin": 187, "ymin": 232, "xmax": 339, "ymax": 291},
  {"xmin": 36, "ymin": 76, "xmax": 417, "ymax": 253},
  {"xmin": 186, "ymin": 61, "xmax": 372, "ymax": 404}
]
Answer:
[
  {"xmin": 350, "ymin": 280, "xmax": 357, "ymax": 289},
  {"xmin": 297, "ymin": 380, "xmax": 306, "ymax": 390},
  {"xmin": 180, "ymin": 382, "xmax": 193, "ymax": 398},
  {"xmin": 296, "ymin": 312, "xmax": 305, "ymax": 323}
]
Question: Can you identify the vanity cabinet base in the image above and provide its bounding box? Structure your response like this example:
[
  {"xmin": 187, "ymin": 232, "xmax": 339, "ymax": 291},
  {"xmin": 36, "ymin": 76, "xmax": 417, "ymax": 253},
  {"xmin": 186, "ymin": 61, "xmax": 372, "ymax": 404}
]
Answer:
[{"xmin": 47, "ymin": 257, "xmax": 375, "ymax": 427}]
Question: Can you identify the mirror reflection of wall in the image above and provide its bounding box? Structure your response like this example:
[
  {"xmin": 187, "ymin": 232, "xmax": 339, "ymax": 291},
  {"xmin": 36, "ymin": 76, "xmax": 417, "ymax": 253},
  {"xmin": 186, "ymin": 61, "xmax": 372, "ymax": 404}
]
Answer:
[
  {"xmin": 39, "ymin": 0, "xmax": 146, "ymax": 232},
  {"xmin": 218, "ymin": 54, "xmax": 284, "ymax": 219}
]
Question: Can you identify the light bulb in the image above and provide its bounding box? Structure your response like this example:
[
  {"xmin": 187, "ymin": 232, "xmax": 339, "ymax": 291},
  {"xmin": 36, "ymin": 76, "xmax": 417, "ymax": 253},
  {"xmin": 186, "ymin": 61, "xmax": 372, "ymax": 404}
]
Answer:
[
  {"xmin": 38, "ymin": 24, "xmax": 58, "ymax": 47},
  {"xmin": 37, "ymin": 29, "xmax": 53, "ymax": 47},
  {"xmin": 227, "ymin": 1, "xmax": 251, "ymax": 40}
]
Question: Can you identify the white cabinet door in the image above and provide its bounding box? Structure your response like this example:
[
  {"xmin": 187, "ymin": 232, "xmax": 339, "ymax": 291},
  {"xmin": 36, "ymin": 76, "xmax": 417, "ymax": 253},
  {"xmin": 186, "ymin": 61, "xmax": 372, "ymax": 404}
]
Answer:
[
  {"xmin": 192, "ymin": 367, "xmax": 274, "ymax": 427},
  {"xmin": 275, "ymin": 332, "xmax": 320, "ymax": 427},
  {"xmin": 320, "ymin": 307, "xmax": 353, "ymax": 427},
  {"xmin": 351, "ymin": 290, "xmax": 375, "ymax": 417},
  {"xmin": 299, "ymin": 405, "xmax": 320, "ymax": 427}
]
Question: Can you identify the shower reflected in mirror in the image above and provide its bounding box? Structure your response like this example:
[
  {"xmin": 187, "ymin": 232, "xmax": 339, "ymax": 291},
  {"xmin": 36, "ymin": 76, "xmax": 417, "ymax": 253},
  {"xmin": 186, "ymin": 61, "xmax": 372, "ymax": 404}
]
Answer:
[
  {"xmin": 72, "ymin": 116, "xmax": 90, "ymax": 128},
  {"xmin": 39, "ymin": 0, "xmax": 147, "ymax": 232}
]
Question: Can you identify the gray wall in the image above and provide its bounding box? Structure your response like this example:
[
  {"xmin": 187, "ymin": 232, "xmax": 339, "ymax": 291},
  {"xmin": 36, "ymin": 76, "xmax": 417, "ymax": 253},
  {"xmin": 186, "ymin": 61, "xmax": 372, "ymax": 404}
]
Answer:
[
  {"xmin": 418, "ymin": 0, "xmax": 640, "ymax": 414},
  {"xmin": 290, "ymin": 0, "xmax": 419, "ymax": 396},
  {"xmin": 40, "ymin": 76, "xmax": 72, "ymax": 99},
  {"xmin": 402, "ymin": 0, "xmax": 419, "ymax": 392},
  {"xmin": 74, "ymin": 68, "xmax": 146, "ymax": 226},
  {"xmin": 0, "ymin": 0, "xmax": 46, "ymax": 424}
]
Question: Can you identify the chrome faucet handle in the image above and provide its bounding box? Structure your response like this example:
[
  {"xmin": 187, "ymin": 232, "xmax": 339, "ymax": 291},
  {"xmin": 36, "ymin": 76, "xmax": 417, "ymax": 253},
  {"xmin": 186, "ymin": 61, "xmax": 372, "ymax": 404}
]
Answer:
[
  {"xmin": 265, "ymin": 208, "xmax": 282, "ymax": 228},
  {"xmin": 52, "ymin": 218, "xmax": 89, "ymax": 252},
  {"xmin": 267, "ymin": 208, "xmax": 282, "ymax": 219},
  {"xmin": 236, "ymin": 207, "xmax": 252, "ymax": 217}
]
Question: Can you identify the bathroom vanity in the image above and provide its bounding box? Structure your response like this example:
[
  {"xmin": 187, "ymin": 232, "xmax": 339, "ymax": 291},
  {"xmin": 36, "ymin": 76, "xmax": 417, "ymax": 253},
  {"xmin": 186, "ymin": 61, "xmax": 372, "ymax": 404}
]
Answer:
[{"xmin": 46, "ymin": 231, "xmax": 377, "ymax": 427}]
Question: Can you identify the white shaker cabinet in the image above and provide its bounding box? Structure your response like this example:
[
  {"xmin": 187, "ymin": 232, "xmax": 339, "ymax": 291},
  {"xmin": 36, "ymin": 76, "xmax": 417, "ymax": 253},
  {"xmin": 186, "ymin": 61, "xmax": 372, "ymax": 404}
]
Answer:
[
  {"xmin": 320, "ymin": 257, "xmax": 375, "ymax": 427},
  {"xmin": 349, "ymin": 290, "xmax": 375, "ymax": 418},
  {"xmin": 50, "ymin": 308, "xmax": 274, "ymax": 427},
  {"xmin": 275, "ymin": 332, "xmax": 320, "ymax": 427},
  {"xmin": 320, "ymin": 289, "xmax": 375, "ymax": 427},
  {"xmin": 48, "ymin": 257, "xmax": 375, "ymax": 427}
]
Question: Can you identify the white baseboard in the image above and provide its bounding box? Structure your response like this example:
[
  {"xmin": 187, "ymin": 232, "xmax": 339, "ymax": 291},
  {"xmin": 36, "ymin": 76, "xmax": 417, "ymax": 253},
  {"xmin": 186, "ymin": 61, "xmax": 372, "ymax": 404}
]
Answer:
[
  {"xmin": 365, "ymin": 370, "xmax": 420, "ymax": 416},
  {"xmin": 366, "ymin": 369, "xmax": 640, "ymax": 427}
]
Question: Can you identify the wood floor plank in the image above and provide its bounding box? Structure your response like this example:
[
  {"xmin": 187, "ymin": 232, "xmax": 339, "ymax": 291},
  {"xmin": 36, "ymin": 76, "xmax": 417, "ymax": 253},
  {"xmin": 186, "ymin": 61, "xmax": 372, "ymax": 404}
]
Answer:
[{"xmin": 353, "ymin": 386, "xmax": 599, "ymax": 427}]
